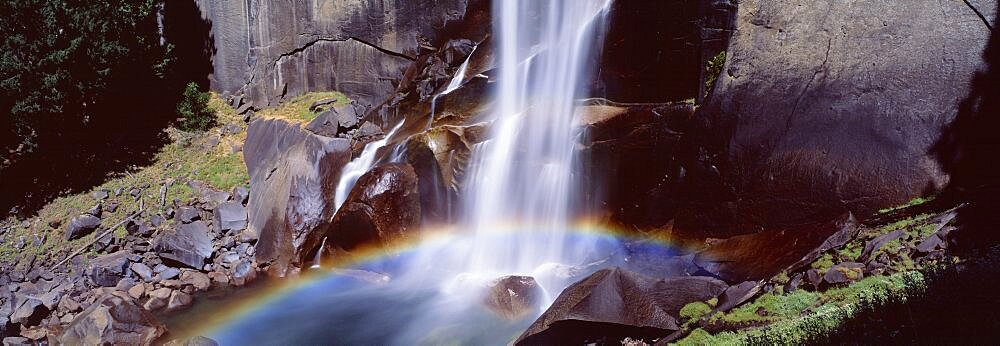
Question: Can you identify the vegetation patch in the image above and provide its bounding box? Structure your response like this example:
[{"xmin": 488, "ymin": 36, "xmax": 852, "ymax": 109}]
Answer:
[
  {"xmin": 258, "ymin": 91, "xmax": 349, "ymax": 123},
  {"xmin": 677, "ymin": 272, "xmax": 925, "ymax": 345}
]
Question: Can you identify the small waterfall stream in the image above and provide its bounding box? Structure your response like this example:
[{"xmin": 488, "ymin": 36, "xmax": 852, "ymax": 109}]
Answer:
[{"xmin": 333, "ymin": 122, "xmax": 405, "ymax": 210}]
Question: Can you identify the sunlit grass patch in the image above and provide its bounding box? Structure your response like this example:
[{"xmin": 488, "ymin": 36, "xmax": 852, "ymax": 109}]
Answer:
[{"xmin": 258, "ymin": 91, "xmax": 349, "ymax": 123}]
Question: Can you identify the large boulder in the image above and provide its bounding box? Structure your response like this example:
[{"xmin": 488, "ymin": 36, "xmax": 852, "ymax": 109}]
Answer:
[
  {"xmin": 154, "ymin": 221, "xmax": 214, "ymax": 269},
  {"xmin": 58, "ymin": 293, "xmax": 165, "ymax": 345},
  {"xmin": 87, "ymin": 251, "xmax": 131, "ymax": 287},
  {"xmin": 245, "ymin": 118, "xmax": 351, "ymax": 276},
  {"xmin": 691, "ymin": 0, "xmax": 992, "ymax": 233},
  {"xmin": 516, "ymin": 267, "xmax": 728, "ymax": 344},
  {"xmin": 213, "ymin": 202, "xmax": 248, "ymax": 233},
  {"xmin": 483, "ymin": 276, "xmax": 544, "ymax": 320},
  {"xmin": 191, "ymin": 0, "xmax": 474, "ymax": 110},
  {"xmin": 65, "ymin": 214, "xmax": 101, "ymax": 240},
  {"xmin": 315, "ymin": 163, "xmax": 421, "ymax": 256}
]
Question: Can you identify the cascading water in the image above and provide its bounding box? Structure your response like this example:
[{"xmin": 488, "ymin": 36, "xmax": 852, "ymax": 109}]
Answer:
[
  {"xmin": 172, "ymin": 1, "xmax": 624, "ymax": 344},
  {"xmin": 333, "ymin": 122, "xmax": 405, "ymax": 210},
  {"xmin": 461, "ymin": 0, "xmax": 612, "ymax": 278}
]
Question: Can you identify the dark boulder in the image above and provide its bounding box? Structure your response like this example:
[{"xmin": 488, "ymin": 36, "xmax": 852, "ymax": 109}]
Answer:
[
  {"xmin": 245, "ymin": 118, "xmax": 351, "ymax": 276},
  {"xmin": 318, "ymin": 163, "xmax": 421, "ymax": 255},
  {"xmin": 65, "ymin": 215, "xmax": 101, "ymax": 241},
  {"xmin": 91, "ymin": 190, "xmax": 109, "ymax": 201},
  {"xmin": 9, "ymin": 297, "xmax": 47, "ymax": 327},
  {"xmin": 517, "ymin": 267, "xmax": 727, "ymax": 344},
  {"xmin": 713, "ymin": 281, "xmax": 761, "ymax": 313},
  {"xmin": 87, "ymin": 251, "xmax": 131, "ymax": 287},
  {"xmin": 130, "ymin": 263, "xmax": 154, "ymax": 282},
  {"xmin": 823, "ymin": 262, "xmax": 865, "ymax": 284},
  {"xmin": 688, "ymin": 0, "xmax": 991, "ymax": 233},
  {"xmin": 154, "ymin": 221, "xmax": 214, "ymax": 269},
  {"xmin": 695, "ymin": 213, "xmax": 857, "ymax": 283},
  {"xmin": 58, "ymin": 293, "xmax": 165, "ymax": 345},
  {"xmin": 483, "ymin": 276, "xmax": 544, "ymax": 320},
  {"xmin": 305, "ymin": 104, "xmax": 360, "ymax": 137},
  {"xmin": 859, "ymin": 229, "xmax": 906, "ymax": 263},
  {"xmin": 232, "ymin": 186, "xmax": 250, "ymax": 206},
  {"xmin": 213, "ymin": 202, "xmax": 248, "ymax": 233},
  {"xmin": 176, "ymin": 207, "xmax": 200, "ymax": 224}
]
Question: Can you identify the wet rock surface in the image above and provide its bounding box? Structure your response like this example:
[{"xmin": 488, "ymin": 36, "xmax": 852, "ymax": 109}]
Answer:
[
  {"xmin": 483, "ymin": 276, "xmax": 544, "ymax": 321},
  {"xmin": 321, "ymin": 163, "xmax": 422, "ymax": 254},
  {"xmin": 244, "ymin": 117, "xmax": 351, "ymax": 276},
  {"xmin": 517, "ymin": 267, "xmax": 727, "ymax": 344}
]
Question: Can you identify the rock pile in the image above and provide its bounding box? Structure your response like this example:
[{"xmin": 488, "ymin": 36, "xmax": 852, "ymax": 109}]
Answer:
[{"xmin": 0, "ymin": 182, "xmax": 256, "ymax": 344}]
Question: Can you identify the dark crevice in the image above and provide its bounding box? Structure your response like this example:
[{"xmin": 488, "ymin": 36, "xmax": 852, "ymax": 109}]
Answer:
[{"xmin": 962, "ymin": 0, "xmax": 994, "ymax": 31}]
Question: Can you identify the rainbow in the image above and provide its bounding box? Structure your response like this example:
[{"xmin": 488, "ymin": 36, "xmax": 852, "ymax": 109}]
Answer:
[{"xmin": 166, "ymin": 219, "xmax": 700, "ymax": 342}]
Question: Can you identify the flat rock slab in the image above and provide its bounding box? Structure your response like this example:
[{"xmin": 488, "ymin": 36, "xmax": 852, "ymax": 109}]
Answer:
[
  {"xmin": 213, "ymin": 202, "xmax": 248, "ymax": 233},
  {"xmin": 154, "ymin": 221, "xmax": 214, "ymax": 269},
  {"xmin": 65, "ymin": 214, "xmax": 101, "ymax": 240}
]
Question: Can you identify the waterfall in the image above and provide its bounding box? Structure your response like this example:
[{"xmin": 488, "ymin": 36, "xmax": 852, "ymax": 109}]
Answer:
[
  {"xmin": 333, "ymin": 122, "xmax": 405, "ymax": 210},
  {"xmin": 429, "ymin": 45, "xmax": 478, "ymax": 128},
  {"xmin": 461, "ymin": 0, "xmax": 612, "ymax": 274}
]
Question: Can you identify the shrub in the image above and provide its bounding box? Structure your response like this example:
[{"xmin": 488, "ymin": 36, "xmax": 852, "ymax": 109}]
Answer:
[
  {"xmin": 176, "ymin": 82, "xmax": 214, "ymax": 131},
  {"xmin": 704, "ymin": 51, "xmax": 727, "ymax": 95}
]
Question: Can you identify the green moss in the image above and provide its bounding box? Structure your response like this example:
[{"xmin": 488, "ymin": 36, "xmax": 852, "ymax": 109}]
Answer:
[
  {"xmin": 811, "ymin": 253, "xmax": 835, "ymax": 272},
  {"xmin": 878, "ymin": 196, "xmax": 932, "ymax": 214},
  {"xmin": 772, "ymin": 272, "xmax": 791, "ymax": 286},
  {"xmin": 716, "ymin": 290, "xmax": 820, "ymax": 325},
  {"xmin": 837, "ymin": 242, "xmax": 863, "ymax": 262},
  {"xmin": 679, "ymin": 272, "xmax": 925, "ymax": 345},
  {"xmin": 675, "ymin": 328, "xmax": 739, "ymax": 346},
  {"xmin": 680, "ymin": 301, "xmax": 713, "ymax": 324}
]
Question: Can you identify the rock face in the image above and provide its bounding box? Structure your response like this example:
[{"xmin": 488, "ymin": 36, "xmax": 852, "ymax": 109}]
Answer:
[
  {"xmin": 58, "ymin": 293, "xmax": 165, "ymax": 345},
  {"xmin": 319, "ymin": 163, "xmax": 421, "ymax": 255},
  {"xmin": 244, "ymin": 118, "xmax": 351, "ymax": 276},
  {"xmin": 154, "ymin": 221, "xmax": 214, "ymax": 269},
  {"xmin": 194, "ymin": 0, "xmax": 474, "ymax": 110},
  {"xmin": 517, "ymin": 267, "xmax": 728, "ymax": 344},
  {"xmin": 695, "ymin": 213, "xmax": 858, "ymax": 283},
  {"xmin": 691, "ymin": 0, "xmax": 993, "ymax": 233}
]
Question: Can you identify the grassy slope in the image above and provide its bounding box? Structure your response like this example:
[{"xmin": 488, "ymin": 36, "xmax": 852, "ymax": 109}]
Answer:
[
  {"xmin": 673, "ymin": 198, "xmax": 953, "ymax": 345},
  {"xmin": 0, "ymin": 91, "xmax": 347, "ymax": 266}
]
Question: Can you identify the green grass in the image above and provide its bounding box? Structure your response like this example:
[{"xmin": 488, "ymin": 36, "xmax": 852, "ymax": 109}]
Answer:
[
  {"xmin": 259, "ymin": 91, "xmax": 348, "ymax": 123},
  {"xmin": 680, "ymin": 301, "xmax": 714, "ymax": 325},
  {"xmin": 810, "ymin": 253, "xmax": 835, "ymax": 272},
  {"xmin": 878, "ymin": 196, "xmax": 932, "ymax": 214}
]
